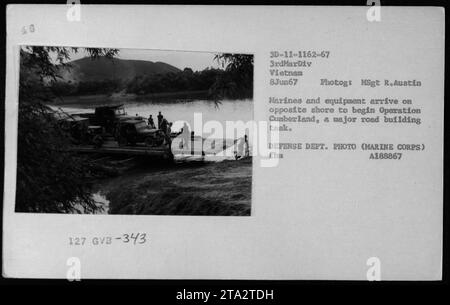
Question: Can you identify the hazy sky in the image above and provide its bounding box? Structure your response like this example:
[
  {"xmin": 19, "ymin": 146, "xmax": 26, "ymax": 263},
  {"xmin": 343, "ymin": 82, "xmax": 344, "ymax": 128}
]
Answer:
[{"xmin": 66, "ymin": 48, "xmax": 221, "ymax": 72}]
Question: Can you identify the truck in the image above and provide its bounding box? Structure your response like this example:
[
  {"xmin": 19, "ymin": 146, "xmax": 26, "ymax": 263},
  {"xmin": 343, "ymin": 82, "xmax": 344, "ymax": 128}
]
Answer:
[
  {"xmin": 77, "ymin": 104, "xmax": 143, "ymax": 135},
  {"xmin": 116, "ymin": 119, "xmax": 167, "ymax": 147},
  {"xmin": 57, "ymin": 105, "xmax": 173, "ymax": 160}
]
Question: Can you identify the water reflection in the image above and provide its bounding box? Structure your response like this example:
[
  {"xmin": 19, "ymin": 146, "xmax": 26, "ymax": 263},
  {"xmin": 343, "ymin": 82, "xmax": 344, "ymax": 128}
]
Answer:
[{"xmin": 92, "ymin": 191, "xmax": 110, "ymax": 214}]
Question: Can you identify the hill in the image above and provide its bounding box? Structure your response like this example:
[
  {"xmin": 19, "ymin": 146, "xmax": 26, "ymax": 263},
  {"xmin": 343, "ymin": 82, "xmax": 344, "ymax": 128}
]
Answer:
[{"xmin": 58, "ymin": 56, "xmax": 181, "ymax": 83}]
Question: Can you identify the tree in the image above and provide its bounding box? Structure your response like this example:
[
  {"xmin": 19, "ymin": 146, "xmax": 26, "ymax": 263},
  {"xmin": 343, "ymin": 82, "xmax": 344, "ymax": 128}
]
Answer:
[
  {"xmin": 212, "ymin": 53, "xmax": 254, "ymax": 99},
  {"xmin": 16, "ymin": 46, "xmax": 118, "ymax": 213}
]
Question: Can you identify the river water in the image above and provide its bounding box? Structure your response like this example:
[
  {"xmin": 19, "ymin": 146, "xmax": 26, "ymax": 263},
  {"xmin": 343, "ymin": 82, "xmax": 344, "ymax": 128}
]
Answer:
[
  {"xmin": 57, "ymin": 98, "xmax": 254, "ymax": 140},
  {"xmin": 57, "ymin": 97, "xmax": 254, "ymax": 214}
]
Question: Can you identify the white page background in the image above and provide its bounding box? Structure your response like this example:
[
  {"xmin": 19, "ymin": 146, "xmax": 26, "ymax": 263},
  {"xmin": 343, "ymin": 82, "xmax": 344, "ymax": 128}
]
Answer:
[{"xmin": 3, "ymin": 5, "xmax": 444, "ymax": 280}]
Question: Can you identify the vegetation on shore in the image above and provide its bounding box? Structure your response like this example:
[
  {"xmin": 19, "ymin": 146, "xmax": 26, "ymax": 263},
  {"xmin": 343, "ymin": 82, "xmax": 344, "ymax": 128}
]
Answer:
[
  {"xmin": 17, "ymin": 46, "xmax": 119, "ymax": 213},
  {"xmin": 106, "ymin": 158, "xmax": 252, "ymax": 216},
  {"xmin": 51, "ymin": 90, "xmax": 213, "ymax": 106},
  {"xmin": 50, "ymin": 53, "xmax": 254, "ymax": 100}
]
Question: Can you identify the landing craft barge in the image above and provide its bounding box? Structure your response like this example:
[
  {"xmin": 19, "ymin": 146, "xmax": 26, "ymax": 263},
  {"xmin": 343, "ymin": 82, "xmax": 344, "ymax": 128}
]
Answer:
[
  {"xmin": 54, "ymin": 104, "xmax": 246, "ymax": 161},
  {"xmin": 54, "ymin": 105, "xmax": 174, "ymax": 160}
]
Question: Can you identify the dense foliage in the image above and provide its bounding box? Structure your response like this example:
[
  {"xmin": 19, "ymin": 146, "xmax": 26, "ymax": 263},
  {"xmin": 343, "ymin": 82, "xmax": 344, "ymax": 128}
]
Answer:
[
  {"xmin": 51, "ymin": 79, "xmax": 123, "ymax": 96},
  {"xmin": 211, "ymin": 53, "xmax": 254, "ymax": 99},
  {"xmin": 126, "ymin": 68, "xmax": 221, "ymax": 96},
  {"xmin": 49, "ymin": 53, "xmax": 254, "ymax": 99},
  {"xmin": 16, "ymin": 46, "xmax": 118, "ymax": 213}
]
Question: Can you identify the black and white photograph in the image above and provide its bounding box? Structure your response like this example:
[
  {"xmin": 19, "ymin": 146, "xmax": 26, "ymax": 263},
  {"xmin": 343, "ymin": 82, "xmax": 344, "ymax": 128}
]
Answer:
[
  {"xmin": 16, "ymin": 46, "xmax": 253, "ymax": 215},
  {"xmin": 1, "ymin": 3, "xmax": 445, "ymax": 285}
]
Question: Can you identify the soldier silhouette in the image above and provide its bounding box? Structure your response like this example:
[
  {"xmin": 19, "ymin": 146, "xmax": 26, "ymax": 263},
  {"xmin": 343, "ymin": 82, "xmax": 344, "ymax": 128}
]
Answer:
[
  {"xmin": 157, "ymin": 111, "xmax": 163, "ymax": 129},
  {"xmin": 148, "ymin": 115, "xmax": 155, "ymax": 128}
]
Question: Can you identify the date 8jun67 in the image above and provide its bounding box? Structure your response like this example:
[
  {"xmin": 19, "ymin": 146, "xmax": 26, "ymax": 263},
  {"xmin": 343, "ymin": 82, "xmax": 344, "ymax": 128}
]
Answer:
[{"xmin": 69, "ymin": 233, "xmax": 147, "ymax": 246}]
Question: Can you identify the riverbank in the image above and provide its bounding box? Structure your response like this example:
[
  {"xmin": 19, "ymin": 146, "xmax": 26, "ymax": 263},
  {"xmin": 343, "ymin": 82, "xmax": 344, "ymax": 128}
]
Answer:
[
  {"xmin": 52, "ymin": 90, "xmax": 212, "ymax": 107},
  {"xmin": 98, "ymin": 157, "xmax": 252, "ymax": 216}
]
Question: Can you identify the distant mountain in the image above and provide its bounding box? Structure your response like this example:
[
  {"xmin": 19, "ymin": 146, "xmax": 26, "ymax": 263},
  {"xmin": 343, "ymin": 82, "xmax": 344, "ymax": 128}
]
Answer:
[{"xmin": 58, "ymin": 56, "xmax": 181, "ymax": 83}]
